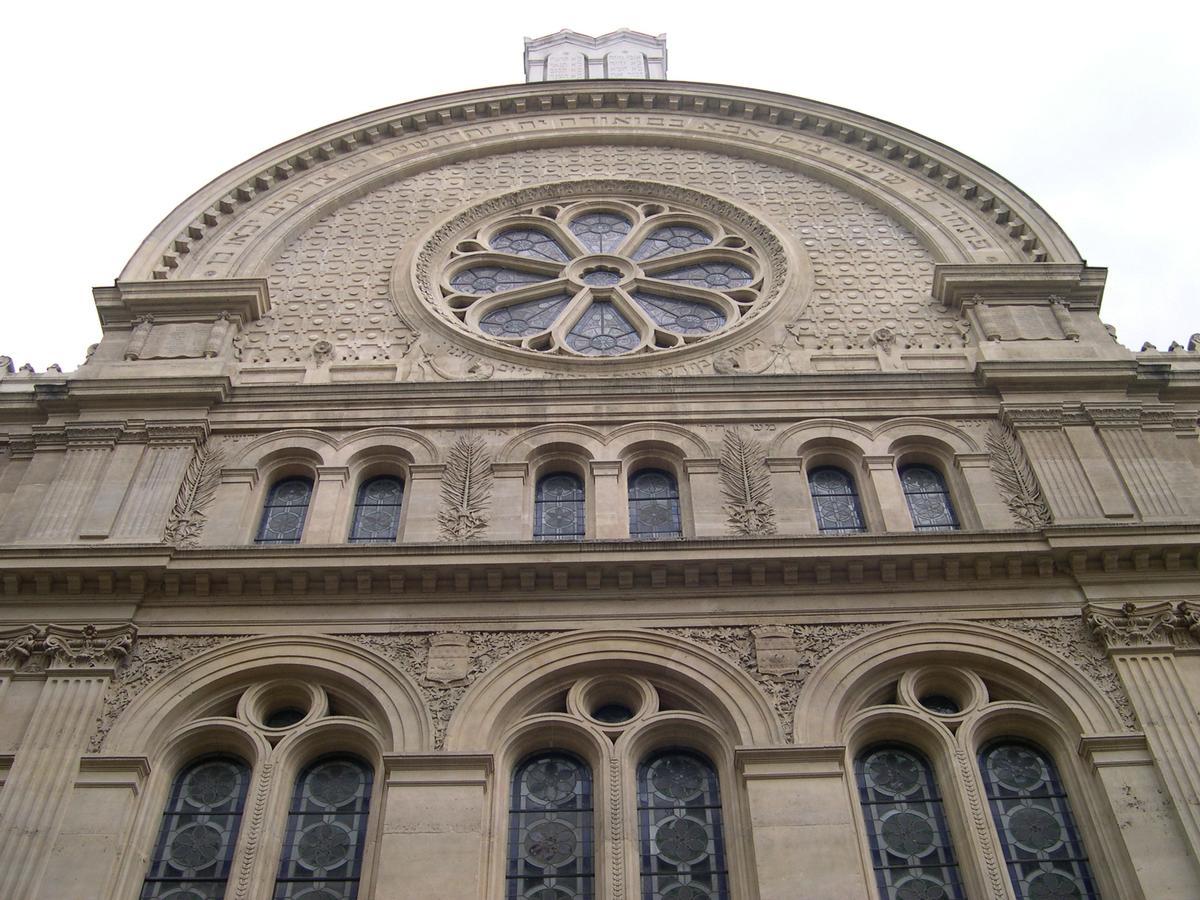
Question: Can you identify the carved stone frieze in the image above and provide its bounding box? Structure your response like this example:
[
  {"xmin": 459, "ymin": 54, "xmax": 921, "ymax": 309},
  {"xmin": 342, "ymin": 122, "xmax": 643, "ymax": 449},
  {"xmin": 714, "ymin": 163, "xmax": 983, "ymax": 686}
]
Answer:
[
  {"xmin": 718, "ymin": 429, "xmax": 776, "ymax": 535},
  {"xmin": 88, "ymin": 635, "xmax": 244, "ymax": 752},
  {"xmin": 437, "ymin": 434, "xmax": 493, "ymax": 541},
  {"xmin": 163, "ymin": 439, "xmax": 226, "ymax": 547},
  {"xmin": 0, "ymin": 623, "xmax": 137, "ymax": 672},
  {"xmin": 344, "ymin": 631, "xmax": 558, "ymax": 749},
  {"xmin": 986, "ymin": 616, "xmax": 1137, "ymax": 730},
  {"xmin": 984, "ymin": 422, "xmax": 1051, "ymax": 528}
]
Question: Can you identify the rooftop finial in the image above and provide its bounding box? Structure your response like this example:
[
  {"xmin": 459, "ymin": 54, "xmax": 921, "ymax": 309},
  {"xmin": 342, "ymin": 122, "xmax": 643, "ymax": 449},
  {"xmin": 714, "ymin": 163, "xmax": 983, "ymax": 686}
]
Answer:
[{"xmin": 524, "ymin": 28, "xmax": 667, "ymax": 83}]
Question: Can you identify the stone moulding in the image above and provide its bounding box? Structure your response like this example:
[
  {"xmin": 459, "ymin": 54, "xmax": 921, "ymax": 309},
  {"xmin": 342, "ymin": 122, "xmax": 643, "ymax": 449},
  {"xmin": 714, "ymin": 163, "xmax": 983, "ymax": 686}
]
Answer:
[{"xmin": 124, "ymin": 82, "xmax": 1078, "ymax": 283}]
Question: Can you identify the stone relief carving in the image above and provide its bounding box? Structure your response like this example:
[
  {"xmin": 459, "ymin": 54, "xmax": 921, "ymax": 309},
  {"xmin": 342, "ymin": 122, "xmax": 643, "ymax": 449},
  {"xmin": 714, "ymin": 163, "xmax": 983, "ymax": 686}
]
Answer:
[
  {"xmin": 665, "ymin": 624, "xmax": 880, "ymax": 740},
  {"xmin": 437, "ymin": 434, "xmax": 493, "ymax": 541},
  {"xmin": 985, "ymin": 422, "xmax": 1051, "ymax": 528},
  {"xmin": 986, "ymin": 616, "xmax": 1137, "ymax": 730},
  {"xmin": 344, "ymin": 631, "xmax": 558, "ymax": 749},
  {"xmin": 718, "ymin": 429, "xmax": 776, "ymax": 535},
  {"xmin": 1084, "ymin": 602, "xmax": 1186, "ymax": 651},
  {"xmin": 408, "ymin": 346, "xmax": 494, "ymax": 382},
  {"xmin": 0, "ymin": 623, "xmax": 137, "ymax": 672},
  {"xmin": 425, "ymin": 632, "xmax": 471, "ymax": 683},
  {"xmin": 88, "ymin": 635, "xmax": 243, "ymax": 752},
  {"xmin": 244, "ymin": 145, "xmax": 947, "ymax": 376},
  {"xmin": 163, "ymin": 439, "xmax": 226, "ymax": 547}
]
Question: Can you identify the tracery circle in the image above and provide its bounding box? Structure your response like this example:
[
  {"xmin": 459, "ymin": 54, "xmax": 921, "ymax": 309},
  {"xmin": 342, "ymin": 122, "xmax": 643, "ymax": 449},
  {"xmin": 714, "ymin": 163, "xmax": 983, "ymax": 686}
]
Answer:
[
  {"xmin": 523, "ymin": 820, "xmax": 578, "ymax": 867},
  {"xmin": 649, "ymin": 756, "xmax": 705, "ymax": 800},
  {"xmin": 306, "ymin": 761, "xmax": 363, "ymax": 808},
  {"xmin": 864, "ymin": 749, "xmax": 922, "ymax": 797},
  {"xmin": 1027, "ymin": 871, "xmax": 1084, "ymax": 900},
  {"xmin": 167, "ymin": 823, "xmax": 223, "ymax": 870},
  {"xmin": 988, "ymin": 746, "xmax": 1046, "ymax": 791},
  {"xmin": 182, "ymin": 761, "xmax": 239, "ymax": 808},
  {"xmin": 895, "ymin": 877, "xmax": 950, "ymax": 900},
  {"xmin": 663, "ymin": 886, "xmax": 715, "ymax": 900},
  {"xmin": 880, "ymin": 811, "xmax": 935, "ymax": 857},
  {"xmin": 296, "ymin": 821, "xmax": 352, "ymax": 870},
  {"xmin": 1009, "ymin": 806, "xmax": 1064, "ymax": 851},
  {"xmin": 525, "ymin": 758, "xmax": 580, "ymax": 805},
  {"xmin": 420, "ymin": 190, "xmax": 781, "ymax": 361},
  {"xmin": 655, "ymin": 817, "xmax": 710, "ymax": 863}
]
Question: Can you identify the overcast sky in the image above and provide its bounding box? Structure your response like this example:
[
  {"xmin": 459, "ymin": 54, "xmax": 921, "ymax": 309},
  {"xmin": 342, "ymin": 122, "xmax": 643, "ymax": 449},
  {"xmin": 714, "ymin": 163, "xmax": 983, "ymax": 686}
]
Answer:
[{"xmin": 2, "ymin": 1, "xmax": 1195, "ymax": 370}]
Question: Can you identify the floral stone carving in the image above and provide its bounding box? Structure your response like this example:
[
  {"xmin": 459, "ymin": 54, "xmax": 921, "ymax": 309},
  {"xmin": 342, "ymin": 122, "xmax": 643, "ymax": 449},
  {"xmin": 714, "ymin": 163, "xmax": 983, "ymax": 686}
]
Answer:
[{"xmin": 437, "ymin": 434, "xmax": 493, "ymax": 541}]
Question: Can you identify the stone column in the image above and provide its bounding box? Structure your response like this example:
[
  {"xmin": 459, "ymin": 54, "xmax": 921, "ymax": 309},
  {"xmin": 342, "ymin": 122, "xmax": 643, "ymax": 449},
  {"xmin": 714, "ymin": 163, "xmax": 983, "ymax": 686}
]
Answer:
[
  {"xmin": 683, "ymin": 458, "xmax": 725, "ymax": 537},
  {"xmin": 302, "ymin": 466, "xmax": 349, "ymax": 544},
  {"xmin": 402, "ymin": 464, "xmax": 445, "ymax": 542},
  {"xmin": 1085, "ymin": 602, "xmax": 1200, "ymax": 860},
  {"xmin": 0, "ymin": 624, "xmax": 136, "ymax": 900},
  {"xmin": 863, "ymin": 455, "xmax": 913, "ymax": 532},
  {"xmin": 375, "ymin": 754, "xmax": 491, "ymax": 900},
  {"xmin": 591, "ymin": 460, "xmax": 625, "ymax": 539},
  {"xmin": 736, "ymin": 747, "xmax": 870, "ymax": 900},
  {"xmin": 488, "ymin": 463, "xmax": 529, "ymax": 541}
]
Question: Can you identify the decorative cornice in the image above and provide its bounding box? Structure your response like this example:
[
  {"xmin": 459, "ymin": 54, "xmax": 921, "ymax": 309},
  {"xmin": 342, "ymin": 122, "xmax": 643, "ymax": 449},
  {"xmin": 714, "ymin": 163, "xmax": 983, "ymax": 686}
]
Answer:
[{"xmin": 0, "ymin": 623, "xmax": 137, "ymax": 672}]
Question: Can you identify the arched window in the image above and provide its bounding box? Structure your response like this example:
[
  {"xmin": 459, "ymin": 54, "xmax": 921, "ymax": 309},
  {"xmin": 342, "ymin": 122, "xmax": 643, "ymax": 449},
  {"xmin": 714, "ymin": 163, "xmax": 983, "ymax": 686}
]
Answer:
[
  {"xmin": 507, "ymin": 753, "xmax": 595, "ymax": 899},
  {"xmin": 808, "ymin": 466, "xmax": 866, "ymax": 534},
  {"xmin": 273, "ymin": 756, "xmax": 373, "ymax": 900},
  {"xmin": 256, "ymin": 477, "xmax": 313, "ymax": 544},
  {"xmin": 979, "ymin": 741, "xmax": 1098, "ymax": 900},
  {"xmin": 637, "ymin": 750, "xmax": 729, "ymax": 900},
  {"xmin": 628, "ymin": 468, "xmax": 682, "ymax": 539},
  {"xmin": 348, "ymin": 475, "xmax": 404, "ymax": 543},
  {"xmin": 899, "ymin": 465, "xmax": 959, "ymax": 532},
  {"xmin": 535, "ymin": 472, "xmax": 585, "ymax": 541},
  {"xmin": 855, "ymin": 745, "xmax": 964, "ymax": 900},
  {"xmin": 140, "ymin": 755, "xmax": 251, "ymax": 899}
]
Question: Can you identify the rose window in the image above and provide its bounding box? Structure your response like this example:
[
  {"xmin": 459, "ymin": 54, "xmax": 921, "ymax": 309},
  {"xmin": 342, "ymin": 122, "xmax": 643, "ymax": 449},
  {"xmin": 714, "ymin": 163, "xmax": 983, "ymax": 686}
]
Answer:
[{"xmin": 438, "ymin": 200, "xmax": 764, "ymax": 357}]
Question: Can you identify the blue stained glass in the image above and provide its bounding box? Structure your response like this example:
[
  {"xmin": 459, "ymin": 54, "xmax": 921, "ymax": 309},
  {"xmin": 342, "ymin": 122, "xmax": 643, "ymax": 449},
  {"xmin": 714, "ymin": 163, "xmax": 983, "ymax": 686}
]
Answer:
[
  {"xmin": 979, "ymin": 743, "xmax": 1098, "ymax": 900},
  {"xmin": 569, "ymin": 212, "xmax": 632, "ymax": 253},
  {"xmin": 450, "ymin": 266, "xmax": 552, "ymax": 295},
  {"xmin": 652, "ymin": 263, "xmax": 752, "ymax": 291},
  {"xmin": 480, "ymin": 294, "xmax": 573, "ymax": 337},
  {"xmin": 535, "ymin": 473, "xmax": 585, "ymax": 541},
  {"xmin": 491, "ymin": 228, "xmax": 570, "ymax": 262},
  {"xmin": 348, "ymin": 476, "xmax": 403, "ymax": 543},
  {"xmin": 256, "ymin": 478, "xmax": 313, "ymax": 544},
  {"xmin": 899, "ymin": 466, "xmax": 959, "ymax": 532},
  {"xmin": 565, "ymin": 302, "xmax": 641, "ymax": 356},
  {"xmin": 629, "ymin": 469, "xmax": 682, "ymax": 539},
  {"xmin": 632, "ymin": 225, "xmax": 713, "ymax": 261},
  {"xmin": 140, "ymin": 756, "xmax": 251, "ymax": 900},
  {"xmin": 631, "ymin": 292, "xmax": 726, "ymax": 335},
  {"xmin": 809, "ymin": 467, "xmax": 866, "ymax": 534},
  {"xmin": 855, "ymin": 746, "xmax": 965, "ymax": 900},
  {"xmin": 637, "ymin": 751, "xmax": 729, "ymax": 900},
  {"xmin": 507, "ymin": 754, "xmax": 595, "ymax": 899}
]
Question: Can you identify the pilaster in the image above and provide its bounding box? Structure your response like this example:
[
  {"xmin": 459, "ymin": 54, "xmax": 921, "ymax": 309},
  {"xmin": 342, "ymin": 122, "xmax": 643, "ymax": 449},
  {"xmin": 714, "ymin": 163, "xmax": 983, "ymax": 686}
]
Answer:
[
  {"xmin": 199, "ymin": 467, "xmax": 259, "ymax": 546},
  {"xmin": 863, "ymin": 455, "xmax": 913, "ymax": 532},
  {"xmin": 402, "ymin": 464, "xmax": 445, "ymax": 543},
  {"xmin": 26, "ymin": 425, "xmax": 124, "ymax": 541},
  {"xmin": 591, "ymin": 459, "xmax": 625, "ymax": 539},
  {"xmin": 683, "ymin": 458, "xmax": 725, "ymax": 537},
  {"xmin": 302, "ymin": 465, "xmax": 350, "ymax": 544},
  {"xmin": 488, "ymin": 462, "xmax": 529, "ymax": 541},
  {"xmin": 955, "ymin": 452, "xmax": 1014, "ymax": 530},
  {"xmin": 111, "ymin": 423, "xmax": 208, "ymax": 541},
  {"xmin": 766, "ymin": 457, "xmax": 818, "ymax": 535}
]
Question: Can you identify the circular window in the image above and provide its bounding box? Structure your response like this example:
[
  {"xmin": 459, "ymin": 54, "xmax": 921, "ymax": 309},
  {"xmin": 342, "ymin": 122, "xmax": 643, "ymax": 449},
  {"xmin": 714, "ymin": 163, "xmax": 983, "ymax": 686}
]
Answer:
[
  {"xmin": 591, "ymin": 703, "xmax": 635, "ymax": 724},
  {"xmin": 410, "ymin": 184, "xmax": 788, "ymax": 363},
  {"xmin": 918, "ymin": 694, "xmax": 961, "ymax": 715},
  {"xmin": 264, "ymin": 706, "xmax": 307, "ymax": 729}
]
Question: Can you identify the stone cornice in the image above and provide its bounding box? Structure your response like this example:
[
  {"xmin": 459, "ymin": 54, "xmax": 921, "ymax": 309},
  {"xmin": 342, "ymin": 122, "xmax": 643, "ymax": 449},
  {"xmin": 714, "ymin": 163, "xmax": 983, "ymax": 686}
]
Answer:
[{"xmin": 123, "ymin": 80, "xmax": 1080, "ymax": 282}]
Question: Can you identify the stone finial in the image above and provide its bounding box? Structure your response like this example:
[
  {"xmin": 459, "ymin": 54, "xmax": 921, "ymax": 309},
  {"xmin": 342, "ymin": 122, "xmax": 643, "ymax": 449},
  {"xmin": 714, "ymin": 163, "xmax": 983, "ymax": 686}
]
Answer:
[{"xmin": 524, "ymin": 29, "xmax": 667, "ymax": 83}]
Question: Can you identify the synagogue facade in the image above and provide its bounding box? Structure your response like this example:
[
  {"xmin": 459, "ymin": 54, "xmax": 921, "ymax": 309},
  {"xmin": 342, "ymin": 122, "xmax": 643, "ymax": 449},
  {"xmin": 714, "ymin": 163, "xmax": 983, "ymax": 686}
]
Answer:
[{"xmin": 1, "ymin": 28, "xmax": 1199, "ymax": 900}]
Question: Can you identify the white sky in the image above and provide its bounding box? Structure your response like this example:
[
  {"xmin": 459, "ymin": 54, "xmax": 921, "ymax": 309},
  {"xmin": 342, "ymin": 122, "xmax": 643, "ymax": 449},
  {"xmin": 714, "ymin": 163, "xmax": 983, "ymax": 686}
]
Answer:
[{"xmin": 2, "ymin": 1, "xmax": 1196, "ymax": 369}]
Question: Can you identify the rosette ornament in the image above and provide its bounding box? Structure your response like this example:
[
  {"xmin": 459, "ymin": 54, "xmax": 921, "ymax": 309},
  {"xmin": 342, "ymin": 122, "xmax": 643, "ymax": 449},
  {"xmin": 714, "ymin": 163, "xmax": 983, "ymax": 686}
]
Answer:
[{"xmin": 440, "ymin": 200, "xmax": 763, "ymax": 357}]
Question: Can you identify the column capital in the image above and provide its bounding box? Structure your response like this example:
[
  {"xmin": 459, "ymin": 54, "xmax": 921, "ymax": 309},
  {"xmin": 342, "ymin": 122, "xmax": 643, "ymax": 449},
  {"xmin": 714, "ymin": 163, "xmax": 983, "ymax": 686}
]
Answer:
[
  {"xmin": 0, "ymin": 623, "xmax": 137, "ymax": 672},
  {"xmin": 1084, "ymin": 602, "xmax": 1181, "ymax": 652}
]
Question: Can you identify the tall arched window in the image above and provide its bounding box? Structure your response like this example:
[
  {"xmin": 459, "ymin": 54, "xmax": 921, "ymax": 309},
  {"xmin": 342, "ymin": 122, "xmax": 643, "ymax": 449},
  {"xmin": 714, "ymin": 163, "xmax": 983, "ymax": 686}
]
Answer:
[
  {"xmin": 979, "ymin": 741, "xmax": 1098, "ymax": 900},
  {"xmin": 535, "ymin": 472, "xmax": 585, "ymax": 541},
  {"xmin": 273, "ymin": 756, "xmax": 373, "ymax": 900},
  {"xmin": 507, "ymin": 753, "xmax": 595, "ymax": 899},
  {"xmin": 854, "ymin": 745, "xmax": 965, "ymax": 900},
  {"xmin": 256, "ymin": 477, "xmax": 313, "ymax": 544},
  {"xmin": 808, "ymin": 466, "xmax": 866, "ymax": 534},
  {"xmin": 348, "ymin": 475, "xmax": 404, "ymax": 543},
  {"xmin": 140, "ymin": 755, "xmax": 251, "ymax": 899},
  {"xmin": 628, "ymin": 468, "xmax": 682, "ymax": 539},
  {"xmin": 899, "ymin": 465, "xmax": 959, "ymax": 532},
  {"xmin": 637, "ymin": 750, "xmax": 729, "ymax": 900}
]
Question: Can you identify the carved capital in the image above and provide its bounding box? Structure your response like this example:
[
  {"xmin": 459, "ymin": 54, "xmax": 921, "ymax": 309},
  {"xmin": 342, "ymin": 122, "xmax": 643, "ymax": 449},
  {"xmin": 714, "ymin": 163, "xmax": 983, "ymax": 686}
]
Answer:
[
  {"xmin": 146, "ymin": 422, "xmax": 210, "ymax": 447},
  {"xmin": 0, "ymin": 623, "xmax": 137, "ymax": 671},
  {"xmin": 1086, "ymin": 405, "xmax": 1142, "ymax": 427},
  {"xmin": 1085, "ymin": 602, "xmax": 1178, "ymax": 652}
]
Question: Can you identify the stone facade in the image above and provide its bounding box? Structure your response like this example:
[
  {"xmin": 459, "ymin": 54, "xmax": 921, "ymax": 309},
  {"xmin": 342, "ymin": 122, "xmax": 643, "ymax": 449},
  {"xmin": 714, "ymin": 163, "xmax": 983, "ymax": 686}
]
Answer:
[{"xmin": 1, "ymin": 64, "xmax": 1199, "ymax": 900}]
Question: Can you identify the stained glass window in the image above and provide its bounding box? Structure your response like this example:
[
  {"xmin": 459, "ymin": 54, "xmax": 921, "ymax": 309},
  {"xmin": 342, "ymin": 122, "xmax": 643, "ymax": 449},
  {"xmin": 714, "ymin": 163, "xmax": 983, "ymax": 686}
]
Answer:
[
  {"xmin": 141, "ymin": 755, "xmax": 251, "ymax": 900},
  {"xmin": 507, "ymin": 753, "xmax": 595, "ymax": 899},
  {"xmin": 348, "ymin": 476, "xmax": 403, "ymax": 543},
  {"xmin": 256, "ymin": 477, "xmax": 313, "ymax": 544},
  {"xmin": 652, "ymin": 263, "xmax": 753, "ymax": 291},
  {"xmin": 628, "ymin": 469, "xmax": 682, "ymax": 540},
  {"xmin": 637, "ymin": 750, "xmax": 729, "ymax": 900},
  {"xmin": 855, "ymin": 745, "xmax": 965, "ymax": 900},
  {"xmin": 632, "ymin": 225, "xmax": 713, "ymax": 261},
  {"xmin": 449, "ymin": 266, "xmax": 552, "ymax": 295},
  {"xmin": 565, "ymin": 301, "xmax": 641, "ymax": 356},
  {"xmin": 491, "ymin": 228, "xmax": 570, "ymax": 262},
  {"xmin": 480, "ymin": 294, "xmax": 574, "ymax": 338},
  {"xmin": 273, "ymin": 756, "xmax": 373, "ymax": 900},
  {"xmin": 809, "ymin": 467, "xmax": 867, "ymax": 535},
  {"xmin": 899, "ymin": 466, "xmax": 959, "ymax": 532},
  {"xmin": 568, "ymin": 211, "xmax": 632, "ymax": 253},
  {"xmin": 979, "ymin": 742, "xmax": 1098, "ymax": 900},
  {"xmin": 631, "ymin": 292, "xmax": 726, "ymax": 335},
  {"xmin": 535, "ymin": 473, "xmax": 585, "ymax": 541}
]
